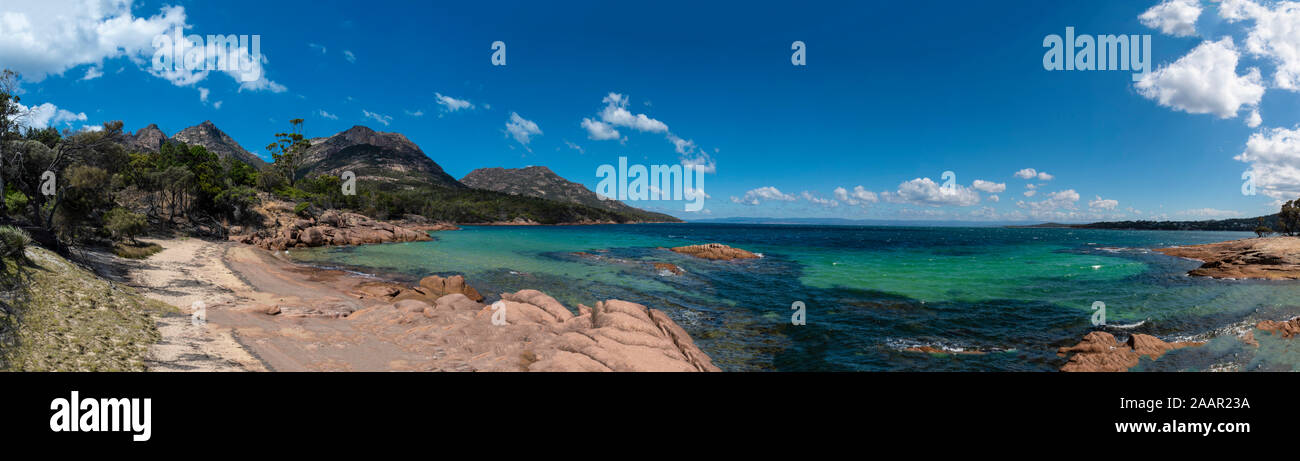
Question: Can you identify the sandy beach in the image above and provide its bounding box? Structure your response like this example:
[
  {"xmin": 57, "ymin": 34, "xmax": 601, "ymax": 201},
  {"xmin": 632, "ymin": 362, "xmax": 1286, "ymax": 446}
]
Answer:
[{"xmin": 99, "ymin": 237, "xmax": 717, "ymax": 372}]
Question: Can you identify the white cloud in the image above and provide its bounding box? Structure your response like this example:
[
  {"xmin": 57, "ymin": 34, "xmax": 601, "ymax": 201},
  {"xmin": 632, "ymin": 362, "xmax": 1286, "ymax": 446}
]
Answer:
[
  {"xmin": 405, "ymin": 109, "xmax": 424, "ymax": 117},
  {"xmin": 1016, "ymin": 189, "xmax": 1082, "ymax": 219},
  {"xmin": 1088, "ymin": 195, "xmax": 1119, "ymax": 210},
  {"xmin": 883, "ymin": 178, "xmax": 980, "ymax": 207},
  {"xmin": 81, "ymin": 66, "xmax": 102, "ymax": 80},
  {"xmin": 15, "ymin": 101, "xmax": 87, "ymax": 129},
  {"xmin": 198, "ymin": 87, "xmax": 210, "ymax": 103},
  {"xmin": 564, "ymin": 140, "xmax": 584, "ymax": 154},
  {"xmin": 1139, "ymin": 0, "xmax": 1203, "ymax": 37},
  {"xmin": 1220, "ymin": 0, "xmax": 1300, "ymax": 91},
  {"xmin": 1247, "ymin": 108, "xmax": 1263, "ymax": 127},
  {"xmin": 833, "ymin": 186, "xmax": 879, "ymax": 206},
  {"xmin": 505, "ymin": 112, "xmax": 542, "ymax": 147},
  {"xmin": 1014, "ymin": 168, "xmax": 1052, "ymax": 181},
  {"xmin": 434, "ymin": 93, "xmax": 473, "ymax": 112},
  {"xmin": 971, "ymin": 179, "xmax": 1006, "ymax": 193},
  {"xmin": 731, "ymin": 186, "xmax": 797, "ymax": 205},
  {"xmin": 362, "ymin": 109, "xmax": 392, "ymax": 126},
  {"xmin": 582, "ymin": 92, "xmax": 715, "ymax": 173},
  {"xmin": 213, "ymin": 100, "xmax": 223, "ymax": 110},
  {"xmin": 343, "ymin": 50, "xmax": 356, "ymax": 63},
  {"xmin": 0, "ymin": 0, "xmax": 185, "ymax": 81},
  {"xmin": 598, "ymin": 92, "xmax": 668, "ymax": 133},
  {"xmin": 1135, "ymin": 37, "xmax": 1264, "ymax": 118},
  {"xmin": 581, "ymin": 118, "xmax": 621, "ymax": 140},
  {"xmin": 318, "ymin": 109, "xmax": 338, "ymax": 120},
  {"xmin": 0, "ymin": 1, "xmax": 287, "ymax": 92},
  {"xmin": 308, "ymin": 43, "xmax": 327, "ymax": 54},
  {"xmin": 801, "ymin": 191, "xmax": 839, "ymax": 207},
  {"xmin": 1235, "ymin": 124, "xmax": 1300, "ymax": 199},
  {"xmin": 988, "ymin": 194, "xmax": 1000, "ymax": 202},
  {"xmin": 1023, "ymin": 189, "xmax": 1037, "ymax": 197}
]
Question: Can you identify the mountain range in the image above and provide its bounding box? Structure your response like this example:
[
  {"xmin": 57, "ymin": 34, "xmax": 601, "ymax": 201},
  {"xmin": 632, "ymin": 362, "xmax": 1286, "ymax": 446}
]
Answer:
[
  {"xmin": 119, "ymin": 121, "xmax": 679, "ymax": 223},
  {"xmin": 460, "ymin": 166, "xmax": 677, "ymax": 222}
]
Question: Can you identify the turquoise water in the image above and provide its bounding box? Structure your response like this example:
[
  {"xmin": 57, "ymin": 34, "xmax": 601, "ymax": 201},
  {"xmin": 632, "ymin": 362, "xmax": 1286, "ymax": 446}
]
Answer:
[{"xmin": 286, "ymin": 224, "xmax": 1300, "ymax": 371}]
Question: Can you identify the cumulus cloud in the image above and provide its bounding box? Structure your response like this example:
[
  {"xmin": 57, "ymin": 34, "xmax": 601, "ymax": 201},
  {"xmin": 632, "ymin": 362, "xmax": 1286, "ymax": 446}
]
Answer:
[
  {"xmin": 435, "ymin": 92, "xmax": 473, "ymax": 112},
  {"xmin": 343, "ymin": 50, "xmax": 356, "ymax": 63},
  {"xmin": 833, "ymin": 186, "xmax": 879, "ymax": 206},
  {"xmin": 582, "ymin": 92, "xmax": 714, "ymax": 173},
  {"xmin": 1135, "ymin": 37, "xmax": 1264, "ymax": 118},
  {"xmin": 1014, "ymin": 168, "xmax": 1053, "ymax": 181},
  {"xmin": 971, "ymin": 179, "xmax": 1006, "ymax": 193},
  {"xmin": 801, "ymin": 191, "xmax": 839, "ymax": 208},
  {"xmin": 731, "ymin": 186, "xmax": 797, "ymax": 206},
  {"xmin": 1139, "ymin": 0, "xmax": 1203, "ymax": 37},
  {"xmin": 81, "ymin": 66, "xmax": 103, "ymax": 80},
  {"xmin": 883, "ymin": 178, "xmax": 980, "ymax": 207},
  {"xmin": 505, "ymin": 112, "xmax": 542, "ymax": 147},
  {"xmin": 1234, "ymin": 124, "xmax": 1300, "ymax": 199},
  {"xmin": 1016, "ymin": 189, "xmax": 1082, "ymax": 219},
  {"xmin": 1088, "ymin": 195, "xmax": 1119, "ymax": 210},
  {"xmin": 15, "ymin": 101, "xmax": 87, "ymax": 130},
  {"xmin": 1247, "ymin": 108, "xmax": 1263, "ymax": 127},
  {"xmin": 362, "ymin": 109, "xmax": 392, "ymax": 126},
  {"xmin": 1220, "ymin": 0, "xmax": 1300, "ymax": 91},
  {"xmin": 581, "ymin": 118, "xmax": 621, "ymax": 141},
  {"xmin": 0, "ymin": 0, "xmax": 185, "ymax": 81}
]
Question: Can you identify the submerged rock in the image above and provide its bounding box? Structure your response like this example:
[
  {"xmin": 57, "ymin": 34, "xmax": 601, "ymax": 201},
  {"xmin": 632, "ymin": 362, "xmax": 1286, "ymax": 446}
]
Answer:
[{"xmin": 670, "ymin": 243, "xmax": 760, "ymax": 261}]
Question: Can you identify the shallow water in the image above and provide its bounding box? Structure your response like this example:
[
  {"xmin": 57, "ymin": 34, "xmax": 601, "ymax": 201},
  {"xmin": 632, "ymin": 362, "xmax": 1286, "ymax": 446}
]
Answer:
[{"xmin": 286, "ymin": 224, "xmax": 1300, "ymax": 371}]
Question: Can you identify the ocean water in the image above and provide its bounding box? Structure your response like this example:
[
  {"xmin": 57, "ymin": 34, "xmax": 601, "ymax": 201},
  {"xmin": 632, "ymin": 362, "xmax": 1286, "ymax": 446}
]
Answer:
[{"xmin": 285, "ymin": 224, "xmax": 1300, "ymax": 371}]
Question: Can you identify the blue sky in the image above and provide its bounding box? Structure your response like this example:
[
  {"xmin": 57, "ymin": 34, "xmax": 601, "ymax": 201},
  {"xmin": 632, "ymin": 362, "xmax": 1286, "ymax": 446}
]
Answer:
[{"xmin": 6, "ymin": 0, "xmax": 1300, "ymax": 222}]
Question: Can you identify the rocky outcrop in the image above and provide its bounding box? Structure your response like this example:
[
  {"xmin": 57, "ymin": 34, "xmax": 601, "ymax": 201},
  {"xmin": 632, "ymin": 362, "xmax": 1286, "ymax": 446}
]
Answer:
[
  {"xmin": 1057, "ymin": 331, "xmax": 1202, "ymax": 372},
  {"xmin": 670, "ymin": 243, "xmax": 761, "ymax": 261},
  {"xmin": 653, "ymin": 262, "xmax": 685, "ymax": 275},
  {"xmin": 231, "ymin": 209, "xmax": 444, "ymax": 251},
  {"xmin": 345, "ymin": 289, "xmax": 720, "ymax": 371},
  {"xmin": 171, "ymin": 120, "xmax": 268, "ymax": 169},
  {"xmin": 124, "ymin": 124, "xmax": 167, "ymax": 153},
  {"xmin": 1156, "ymin": 237, "xmax": 1300, "ymax": 280},
  {"xmin": 1257, "ymin": 317, "xmax": 1300, "ymax": 339}
]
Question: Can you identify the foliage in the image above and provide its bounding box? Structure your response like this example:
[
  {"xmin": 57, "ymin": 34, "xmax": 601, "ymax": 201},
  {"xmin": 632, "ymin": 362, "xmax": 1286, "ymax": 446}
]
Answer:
[
  {"xmin": 103, "ymin": 207, "xmax": 147, "ymax": 243},
  {"xmin": 1280, "ymin": 198, "xmax": 1300, "ymax": 236},
  {"xmin": 0, "ymin": 225, "xmax": 30, "ymax": 259},
  {"xmin": 266, "ymin": 118, "xmax": 308, "ymax": 187}
]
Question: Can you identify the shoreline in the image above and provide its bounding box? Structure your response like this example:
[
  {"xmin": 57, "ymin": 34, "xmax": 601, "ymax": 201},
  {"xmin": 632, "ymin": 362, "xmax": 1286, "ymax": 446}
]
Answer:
[{"xmin": 121, "ymin": 236, "xmax": 718, "ymax": 372}]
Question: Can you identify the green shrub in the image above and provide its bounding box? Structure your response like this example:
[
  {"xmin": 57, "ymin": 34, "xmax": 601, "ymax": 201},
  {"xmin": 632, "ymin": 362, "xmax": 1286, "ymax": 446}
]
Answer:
[
  {"xmin": 103, "ymin": 207, "xmax": 147, "ymax": 242},
  {"xmin": 293, "ymin": 201, "xmax": 313, "ymax": 217},
  {"xmin": 0, "ymin": 226, "xmax": 32, "ymax": 259}
]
